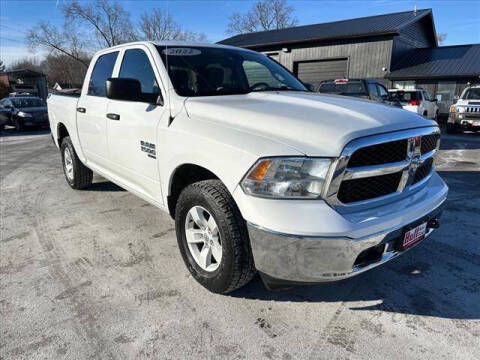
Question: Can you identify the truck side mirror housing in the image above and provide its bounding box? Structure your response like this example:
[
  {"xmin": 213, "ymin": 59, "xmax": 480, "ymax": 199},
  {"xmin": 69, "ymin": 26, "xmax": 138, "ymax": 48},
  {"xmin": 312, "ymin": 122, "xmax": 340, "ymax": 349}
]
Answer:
[{"xmin": 106, "ymin": 78, "xmax": 142, "ymax": 102}]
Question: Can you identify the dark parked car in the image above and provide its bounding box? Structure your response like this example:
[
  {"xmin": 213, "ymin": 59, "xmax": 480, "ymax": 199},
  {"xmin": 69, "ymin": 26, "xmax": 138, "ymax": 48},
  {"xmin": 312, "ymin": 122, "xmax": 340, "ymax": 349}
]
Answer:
[
  {"xmin": 0, "ymin": 96, "xmax": 49, "ymax": 131},
  {"xmin": 318, "ymin": 79, "xmax": 401, "ymax": 107}
]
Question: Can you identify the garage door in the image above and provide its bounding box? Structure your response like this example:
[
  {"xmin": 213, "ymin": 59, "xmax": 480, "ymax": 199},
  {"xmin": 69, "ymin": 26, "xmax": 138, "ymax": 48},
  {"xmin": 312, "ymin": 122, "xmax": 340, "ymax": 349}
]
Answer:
[{"xmin": 294, "ymin": 58, "xmax": 348, "ymax": 88}]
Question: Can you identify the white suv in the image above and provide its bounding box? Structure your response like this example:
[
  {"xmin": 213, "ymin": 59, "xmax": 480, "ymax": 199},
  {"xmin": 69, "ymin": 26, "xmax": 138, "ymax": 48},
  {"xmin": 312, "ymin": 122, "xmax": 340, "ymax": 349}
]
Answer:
[{"xmin": 389, "ymin": 89, "xmax": 439, "ymax": 120}]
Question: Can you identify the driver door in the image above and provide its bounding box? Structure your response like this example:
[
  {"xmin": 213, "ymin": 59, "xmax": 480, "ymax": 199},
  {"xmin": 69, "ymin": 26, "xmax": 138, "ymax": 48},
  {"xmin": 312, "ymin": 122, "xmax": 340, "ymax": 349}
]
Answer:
[{"xmin": 106, "ymin": 46, "xmax": 167, "ymax": 202}]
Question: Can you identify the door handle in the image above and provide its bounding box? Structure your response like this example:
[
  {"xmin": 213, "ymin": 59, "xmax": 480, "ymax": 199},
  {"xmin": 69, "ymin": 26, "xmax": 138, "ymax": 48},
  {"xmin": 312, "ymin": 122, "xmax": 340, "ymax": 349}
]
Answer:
[
  {"xmin": 76, "ymin": 107, "xmax": 86, "ymax": 113},
  {"xmin": 107, "ymin": 113, "xmax": 120, "ymax": 121}
]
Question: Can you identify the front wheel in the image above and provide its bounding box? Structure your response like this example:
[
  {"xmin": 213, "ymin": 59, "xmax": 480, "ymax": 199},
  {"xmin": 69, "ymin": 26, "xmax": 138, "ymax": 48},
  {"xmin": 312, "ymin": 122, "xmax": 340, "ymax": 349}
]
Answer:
[
  {"xmin": 60, "ymin": 136, "xmax": 93, "ymax": 189},
  {"xmin": 175, "ymin": 180, "xmax": 256, "ymax": 294},
  {"xmin": 14, "ymin": 118, "xmax": 24, "ymax": 132}
]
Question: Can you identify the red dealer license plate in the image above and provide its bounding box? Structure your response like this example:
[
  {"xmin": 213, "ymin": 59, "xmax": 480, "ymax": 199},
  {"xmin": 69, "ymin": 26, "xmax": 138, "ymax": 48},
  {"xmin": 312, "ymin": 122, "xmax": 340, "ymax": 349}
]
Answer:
[{"xmin": 402, "ymin": 222, "xmax": 427, "ymax": 250}]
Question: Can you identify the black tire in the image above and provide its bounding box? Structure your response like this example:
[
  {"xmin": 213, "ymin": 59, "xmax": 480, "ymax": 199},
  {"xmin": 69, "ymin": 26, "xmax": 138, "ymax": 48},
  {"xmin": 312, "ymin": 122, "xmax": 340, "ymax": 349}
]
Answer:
[
  {"xmin": 446, "ymin": 122, "xmax": 458, "ymax": 134},
  {"xmin": 60, "ymin": 136, "xmax": 93, "ymax": 189},
  {"xmin": 175, "ymin": 180, "xmax": 256, "ymax": 294},
  {"xmin": 14, "ymin": 117, "xmax": 24, "ymax": 132}
]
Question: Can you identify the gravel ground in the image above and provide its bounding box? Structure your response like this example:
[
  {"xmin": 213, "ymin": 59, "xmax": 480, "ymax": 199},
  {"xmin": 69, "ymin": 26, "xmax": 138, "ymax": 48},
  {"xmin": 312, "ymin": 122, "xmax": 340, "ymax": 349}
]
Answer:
[{"xmin": 1, "ymin": 128, "xmax": 479, "ymax": 360}]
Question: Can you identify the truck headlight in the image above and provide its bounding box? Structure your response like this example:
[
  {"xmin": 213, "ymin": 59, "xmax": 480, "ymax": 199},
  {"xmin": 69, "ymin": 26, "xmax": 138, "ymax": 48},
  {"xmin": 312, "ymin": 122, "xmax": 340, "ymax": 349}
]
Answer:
[
  {"xmin": 241, "ymin": 157, "xmax": 332, "ymax": 199},
  {"xmin": 17, "ymin": 111, "xmax": 32, "ymax": 118}
]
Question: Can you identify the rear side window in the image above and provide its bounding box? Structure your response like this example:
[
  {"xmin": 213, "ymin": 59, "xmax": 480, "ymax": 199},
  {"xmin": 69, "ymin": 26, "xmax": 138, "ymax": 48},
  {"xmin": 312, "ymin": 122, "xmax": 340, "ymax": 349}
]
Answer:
[
  {"xmin": 88, "ymin": 52, "xmax": 118, "ymax": 97},
  {"xmin": 119, "ymin": 49, "xmax": 160, "ymax": 97}
]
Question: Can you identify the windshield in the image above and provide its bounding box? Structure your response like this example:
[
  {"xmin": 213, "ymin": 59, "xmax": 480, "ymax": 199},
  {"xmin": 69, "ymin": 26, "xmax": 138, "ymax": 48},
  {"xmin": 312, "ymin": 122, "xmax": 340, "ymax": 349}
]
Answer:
[
  {"xmin": 462, "ymin": 88, "xmax": 480, "ymax": 100},
  {"xmin": 318, "ymin": 81, "xmax": 367, "ymax": 97},
  {"xmin": 157, "ymin": 46, "xmax": 306, "ymax": 97},
  {"xmin": 11, "ymin": 98, "xmax": 46, "ymax": 108}
]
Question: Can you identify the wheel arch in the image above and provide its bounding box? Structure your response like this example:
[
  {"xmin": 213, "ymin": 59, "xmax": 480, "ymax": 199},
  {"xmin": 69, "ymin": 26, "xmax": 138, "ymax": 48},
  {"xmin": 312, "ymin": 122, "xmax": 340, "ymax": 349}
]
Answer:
[
  {"xmin": 57, "ymin": 122, "xmax": 69, "ymax": 147},
  {"xmin": 167, "ymin": 163, "xmax": 222, "ymax": 219}
]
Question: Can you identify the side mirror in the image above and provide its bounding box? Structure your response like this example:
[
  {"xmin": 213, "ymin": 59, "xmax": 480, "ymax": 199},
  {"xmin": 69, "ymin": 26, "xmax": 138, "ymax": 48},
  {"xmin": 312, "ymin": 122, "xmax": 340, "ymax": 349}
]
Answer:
[
  {"xmin": 106, "ymin": 78, "xmax": 142, "ymax": 102},
  {"xmin": 305, "ymin": 83, "xmax": 316, "ymax": 92}
]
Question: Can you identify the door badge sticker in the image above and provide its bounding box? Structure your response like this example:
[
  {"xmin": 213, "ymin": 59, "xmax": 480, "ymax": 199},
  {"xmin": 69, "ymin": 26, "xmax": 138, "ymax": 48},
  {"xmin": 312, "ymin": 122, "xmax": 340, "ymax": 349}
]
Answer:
[{"xmin": 140, "ymin": 141, "xmax": 156, "ymax": 159}]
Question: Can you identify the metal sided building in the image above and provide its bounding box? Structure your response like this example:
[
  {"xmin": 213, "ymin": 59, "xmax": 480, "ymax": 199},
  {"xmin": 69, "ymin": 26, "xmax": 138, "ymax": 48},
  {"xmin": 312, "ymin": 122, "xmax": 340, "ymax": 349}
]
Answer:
[{"xmin": 219, "ymin": 9, "xmax": 480, "ymax": 116}]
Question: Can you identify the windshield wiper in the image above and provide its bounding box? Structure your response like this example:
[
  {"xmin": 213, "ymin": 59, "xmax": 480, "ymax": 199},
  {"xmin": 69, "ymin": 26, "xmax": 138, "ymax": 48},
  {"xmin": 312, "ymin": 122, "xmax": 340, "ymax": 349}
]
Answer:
[{"xmin": 251, "ymin": 85, "xmax": 307, "ymax": 92}]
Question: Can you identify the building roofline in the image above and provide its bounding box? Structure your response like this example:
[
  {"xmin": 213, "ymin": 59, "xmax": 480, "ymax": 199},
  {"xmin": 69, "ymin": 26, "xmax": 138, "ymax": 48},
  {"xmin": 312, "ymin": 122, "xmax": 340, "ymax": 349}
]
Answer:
[
  {"xmin": 219, "ymin": 8, "xmax": 433, "ymax": 47},
  {"xmin": 240, "ymin": 31, "xmax": 398, "ymax": 49}
]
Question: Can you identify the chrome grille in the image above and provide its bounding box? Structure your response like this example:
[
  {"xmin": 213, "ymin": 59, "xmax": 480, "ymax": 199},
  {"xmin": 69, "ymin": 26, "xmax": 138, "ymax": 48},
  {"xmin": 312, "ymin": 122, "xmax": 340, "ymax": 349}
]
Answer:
[
  {"xmin": 348, "ymin": 139, "xmax": 408, "ymax": 167},
  {"xmin": 325, "ymin": 127, "xmax": 440, "ymax": 208},
  {"xmin": 338, "ymin": 171, "xmax": 403, "ymax": 203},
  {"xmin": 466, "ymin": 106, "xmax": 480, "ymax": 113},
  {"xmin": 421, "ymin": 133, "xmax": 440, "ymax": 154}
]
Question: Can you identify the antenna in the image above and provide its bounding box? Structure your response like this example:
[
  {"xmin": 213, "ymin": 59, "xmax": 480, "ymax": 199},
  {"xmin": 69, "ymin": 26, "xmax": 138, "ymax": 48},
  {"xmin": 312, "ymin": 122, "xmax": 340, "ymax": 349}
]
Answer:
[{"xmin": 414, "ymin": 5, "xmax": 417, "ymax": 15}]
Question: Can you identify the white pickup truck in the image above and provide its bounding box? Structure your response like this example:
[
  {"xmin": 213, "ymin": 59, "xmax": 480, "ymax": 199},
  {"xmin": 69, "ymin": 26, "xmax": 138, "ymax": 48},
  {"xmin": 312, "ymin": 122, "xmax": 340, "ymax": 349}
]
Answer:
[{"xmin": 48, "ymin": 41, "xmax": 448, "ymax": 293}]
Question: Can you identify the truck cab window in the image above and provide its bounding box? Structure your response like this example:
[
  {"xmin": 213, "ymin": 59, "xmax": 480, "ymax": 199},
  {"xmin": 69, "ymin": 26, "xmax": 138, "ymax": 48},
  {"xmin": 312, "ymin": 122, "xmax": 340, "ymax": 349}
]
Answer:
[
  {"xmin": 377, "ymin": 84, "xmax": 389, "ymax": 99},
  {"xmin": 119, "ymin": 49, "xmax": 160, "ymax": 102},
  {"xmin": 88, "ymin": 52, "xmax": 118, "ymax": 97},
  {"xmin": 368, "ymin": 83, "xmax": 379, "ymax": 99}
]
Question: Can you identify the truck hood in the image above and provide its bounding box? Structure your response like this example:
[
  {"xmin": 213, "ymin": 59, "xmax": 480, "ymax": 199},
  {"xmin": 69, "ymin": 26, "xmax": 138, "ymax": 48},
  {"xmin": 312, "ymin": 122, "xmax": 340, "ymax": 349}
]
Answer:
[{"xmin": 184, "ymin": 91, "xmax": 436, "ymax": 157}]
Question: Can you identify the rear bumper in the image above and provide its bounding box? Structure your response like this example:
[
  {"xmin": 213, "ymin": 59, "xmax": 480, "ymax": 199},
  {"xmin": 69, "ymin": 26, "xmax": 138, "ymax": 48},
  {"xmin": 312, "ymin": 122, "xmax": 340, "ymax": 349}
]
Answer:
[{"xmin": 239, "ymin": 172, "xmax": 448, "ymax": 284}]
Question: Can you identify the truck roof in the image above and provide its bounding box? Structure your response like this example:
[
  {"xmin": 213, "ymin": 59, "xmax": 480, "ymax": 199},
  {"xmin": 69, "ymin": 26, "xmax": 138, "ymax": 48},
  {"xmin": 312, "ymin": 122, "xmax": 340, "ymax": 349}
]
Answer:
[{"xmin": 96, "ymin": 41, "xmax": 256, "ymax": 54}]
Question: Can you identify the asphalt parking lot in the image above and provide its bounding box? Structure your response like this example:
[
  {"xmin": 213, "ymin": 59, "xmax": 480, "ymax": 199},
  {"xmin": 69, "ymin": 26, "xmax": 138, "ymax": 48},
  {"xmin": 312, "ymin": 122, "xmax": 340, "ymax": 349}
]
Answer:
[{"xmin": 1, "ymin": 127, "xmax": 479, "ymax": 359}]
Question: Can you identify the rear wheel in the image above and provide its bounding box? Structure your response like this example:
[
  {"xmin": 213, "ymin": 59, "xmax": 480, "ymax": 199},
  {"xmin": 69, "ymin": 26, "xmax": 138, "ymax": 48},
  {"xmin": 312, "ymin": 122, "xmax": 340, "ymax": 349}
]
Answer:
[
  {"xmin": 175, "ymin": 180, "xmax": 256, "ymax": 293},
  {"xmin": 60, "ymin": 136, "xmax": 93, "ymax": 189}
]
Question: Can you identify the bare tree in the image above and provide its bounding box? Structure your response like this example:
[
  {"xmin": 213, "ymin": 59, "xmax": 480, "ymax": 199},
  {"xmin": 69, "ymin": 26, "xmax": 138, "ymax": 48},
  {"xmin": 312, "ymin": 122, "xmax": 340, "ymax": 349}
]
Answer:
[
  {"xmin": 41, "ymin": 54, "xmax": 90, "ymax": 87},
  {"xmin": 227, "ymin": 0, "xmax": 298, "ymax": 35},
  {"xmin": 139, "ymin": 8, "xmax": 207, "ymax": 42},
  {"xmin": 437, "ymin": 33, "xmax": 447, "ymax": 45},
  {"xmin": 26, "ymin": 22, "xmax": 90, "ymax": 67},
  {"xmin": 62, "ymin": 0, "xmax": 137, "ymax": 47},
  {"xmin": 8, "ymin": 57, "xmax": 43, "ymax": 73}
]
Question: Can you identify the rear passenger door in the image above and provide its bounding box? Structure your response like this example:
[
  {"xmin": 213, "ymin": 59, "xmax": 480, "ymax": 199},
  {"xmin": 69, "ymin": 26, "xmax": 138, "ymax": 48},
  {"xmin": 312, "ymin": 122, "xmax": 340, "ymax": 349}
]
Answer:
[
  {"xmin": 77, "ymin": 51, "xmax": 118, "ymax": 168},
  {"xmin": 106, "ymin": 46, "xmax": 167, "ymax": 202},
  {"xmin": 422, "ymin": 91, "xmax": 435, "ymax": 118}
]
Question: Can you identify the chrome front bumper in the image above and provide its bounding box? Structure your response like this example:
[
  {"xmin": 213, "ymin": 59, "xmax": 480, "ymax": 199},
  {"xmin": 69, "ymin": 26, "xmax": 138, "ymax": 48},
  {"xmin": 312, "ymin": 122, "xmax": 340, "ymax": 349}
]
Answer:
[{"xmin": 247, "ymin": 200, "xmax": 445, "ymax": 285}]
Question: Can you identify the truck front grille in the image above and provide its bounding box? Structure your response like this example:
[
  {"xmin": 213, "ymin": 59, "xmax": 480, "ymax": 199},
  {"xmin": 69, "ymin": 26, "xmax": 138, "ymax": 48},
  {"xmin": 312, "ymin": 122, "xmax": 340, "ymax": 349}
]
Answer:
[
  {"xmin": 348, "ymin": 139, "xmax": 407, "ymax": 167},
  {"xmin": 338, "ymin": 171, "xmax": 403, "ymax": 203},
  {"xmin": 325, "ymin": 127, "xmax": 440, "ymax": 208},
  {"xmin": 421, "ymin": 134, "xmax": 440, "ymax": 154},
  {"xmin": 466, "ymin": 106, "xmax": 480, "ymax": 113},
  {"xmin": 413, "ymin": 157, "xmax": 433, "ymax": 184}
]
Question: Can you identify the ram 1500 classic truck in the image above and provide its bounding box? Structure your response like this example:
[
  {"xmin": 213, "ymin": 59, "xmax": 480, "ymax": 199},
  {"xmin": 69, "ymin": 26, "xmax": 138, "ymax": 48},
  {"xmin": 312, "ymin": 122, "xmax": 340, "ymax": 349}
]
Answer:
[{"xmin": 47, "ymin": 42, "xmax": 448, "ymax": 293}]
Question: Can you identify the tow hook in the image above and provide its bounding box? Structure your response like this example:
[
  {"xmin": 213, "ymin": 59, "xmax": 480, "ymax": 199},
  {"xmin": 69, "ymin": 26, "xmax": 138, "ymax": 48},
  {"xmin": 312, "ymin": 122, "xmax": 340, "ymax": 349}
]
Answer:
[{"xmin": 427, "ymin": 218, "xmax": 440, "ymax": 229}]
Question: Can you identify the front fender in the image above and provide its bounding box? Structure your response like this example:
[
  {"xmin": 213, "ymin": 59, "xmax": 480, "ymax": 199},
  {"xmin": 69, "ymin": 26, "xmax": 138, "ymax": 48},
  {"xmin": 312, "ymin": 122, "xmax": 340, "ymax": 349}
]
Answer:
[{"xmin": 158, "ymin": 115, "xmax": 304, "ymax": 204}]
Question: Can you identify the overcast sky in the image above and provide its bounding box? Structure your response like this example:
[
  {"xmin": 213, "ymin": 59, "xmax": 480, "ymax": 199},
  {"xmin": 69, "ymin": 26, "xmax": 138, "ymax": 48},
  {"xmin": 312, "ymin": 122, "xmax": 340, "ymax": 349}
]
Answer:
[{"xmin": 1, "ymin": 0, "xmax": 479, "ymax": 66}]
